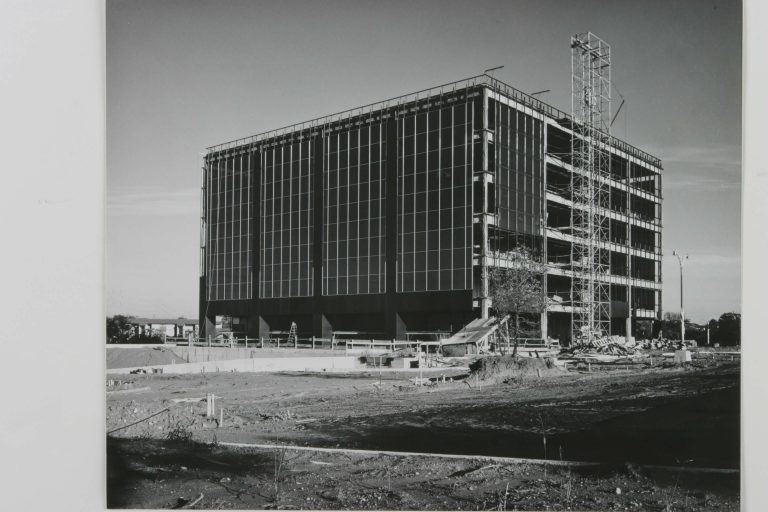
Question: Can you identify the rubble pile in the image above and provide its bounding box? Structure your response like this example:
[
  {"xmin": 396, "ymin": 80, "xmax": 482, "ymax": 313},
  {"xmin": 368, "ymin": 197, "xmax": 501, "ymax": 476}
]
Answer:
[
  {"xmin": 559, "ymin": 335, "xmax": 649, "ymax": 364},
  {"xmin": 637, "ymin": 337, "xmax": 696, "ymax": 351}
]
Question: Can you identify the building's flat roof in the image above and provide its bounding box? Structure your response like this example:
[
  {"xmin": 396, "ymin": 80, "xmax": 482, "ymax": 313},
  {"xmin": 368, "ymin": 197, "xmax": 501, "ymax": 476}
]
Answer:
[
  {"xmin": 127, "ymin": 317, "xmax": 197, "ymax": 325},
  {"xmin": 206, "ymin": 74, "xmax": 661, "ymax": 168}
]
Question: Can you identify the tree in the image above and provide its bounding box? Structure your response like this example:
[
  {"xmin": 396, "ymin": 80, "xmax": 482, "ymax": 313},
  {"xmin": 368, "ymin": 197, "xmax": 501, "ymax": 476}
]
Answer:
[
  {"xmin": 635, "ymin": 320, "xmax": 653, "ymax": 340},
  {"xmin": 107, "ymin": 315, "xmax": 164, "ymax": 344},
  {"xmin": 106, "ymin": 315, "xmax": 131, "ymax": 344},
  {"xmin": 656, "ymin": 312, "xmax": 683, "ymax": 340},
  {"xmin": 715, "ymin": 312, "xmax": 741, "ymax": 346},
  {"xmin": 488, "ymin": 249, "xmax": 547, "ymax": 356}
]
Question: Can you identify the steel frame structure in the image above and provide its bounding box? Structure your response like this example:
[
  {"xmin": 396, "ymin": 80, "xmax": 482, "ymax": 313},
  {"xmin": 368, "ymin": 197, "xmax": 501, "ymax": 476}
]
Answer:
[{"xmin": 570, "ymin": 32, "xmax": 612, "ymax": 344}]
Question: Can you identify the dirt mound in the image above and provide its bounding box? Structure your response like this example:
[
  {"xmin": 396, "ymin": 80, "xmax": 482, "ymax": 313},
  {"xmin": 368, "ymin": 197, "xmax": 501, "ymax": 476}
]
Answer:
[
  {"xmin": 107, "ymin": 346, "xmax": 182, "ymax": 370},
  {"xmin": 469, "ymin": 355, "xmax": 559, "ymax": 383}
]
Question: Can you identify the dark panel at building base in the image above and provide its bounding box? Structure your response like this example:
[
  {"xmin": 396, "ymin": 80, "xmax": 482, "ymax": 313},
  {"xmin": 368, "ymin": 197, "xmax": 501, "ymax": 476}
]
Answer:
[{"xmin": 201, "ymin": 290, "xmax": 473, "ymax": 339}]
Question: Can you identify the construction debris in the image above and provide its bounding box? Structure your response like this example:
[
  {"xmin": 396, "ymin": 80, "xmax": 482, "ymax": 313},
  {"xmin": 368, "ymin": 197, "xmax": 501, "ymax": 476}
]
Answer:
[{"xmin": 559, "ymin": 335, "xmax": 648, "ymax": 364}]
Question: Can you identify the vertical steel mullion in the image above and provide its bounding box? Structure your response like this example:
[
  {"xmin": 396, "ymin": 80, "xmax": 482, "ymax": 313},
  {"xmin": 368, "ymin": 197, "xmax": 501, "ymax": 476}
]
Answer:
[
  {"xmin": 201, "ymin": 168, "xmax": 204, "ymax": 278},
  {"xmin": 237, "ymin": 154, "xmax": 243, "ymax": 300},
  {"xmin": 213, "ymin": 157, "xmax": 219, "ymax": 302},
  {"xmin": 261, "ymin": 151, "xmax": 267, "ymax": 298},
  {"xmin": 213, "ymin": 156, "xmax": 223, "ymax": 300},
  {"xmin": 324, "ymin": 134, "xmax": 328, "ymax": 295},
  {"xmin": 379, "ymin": 124, "xmax": 384, "ymax": 293},
  {"xmin": 328, "ymin": 133, "xmax": 341, "ymax": 295},
  {"xmin": 356, "ymin": 128, "xmax": 361, "ymax": 294},
  {"xmin": 221, "ymin": 156, "xmax": 226, "ymax": 301},
  {"xmin": 230, "ymin": 153, "xmax": 234, "ymax": 300},
  {"xmin": 212, "ymin": 157, "xmax": 217, "ymax": 301},
  {"xmin": 464, "ymin": 101, "xmax": 470, "ymax": 290},
  {"xmin": 259, "ymin": 153, "xmax": 264, "ymax": 298},
  {"xmin": 288, "ymin": 143, "xmax": 294, "ymax": 296},
  {"xmin": 509, "ymin": 107, "xmax": 512, "ymax": 244},
  {"xmin": 450, "ymin": 105, "xmax": 456, "ymax": 290},
  {"xmin": 411, "ymin": 115, "xmax": 416, "ymax": 291},
  {"xmin": 425, "ymin": 111, "xmax": 429, "ymax": 290},
  {"xmin": 299, "ymin": 142, "xmax": 314, "ymax": 296},
  {"xmin": 437, "ymin": 108, "xmax": 441, "ymax": 288},
  {"xmin": 279, "ymin": 146, "xmax": 284, "ymax": 297},
  {"xmin": 206, "ymin": 159, "xmax": 212, "ymax": 297},
  {"xmin": 345, "ymin": 131, "xmax": 350, "ymax": 295},
  {"xmin": 327, "ymin": 135, "xmax": 331, "ymax": 295},
  {"xmin": 215, "ymin": 157, "xmax": 221, "ymax": 301},
  {"xmin": 268, "ymin": 150, "xmax": 273, "ymax": 298},
  {"xmin": 246, "ymin": 150, "xmax": 251, "ymax": 298},
  {"xmin": 270, "ymin": 150, "xmax": 276, "ymax": 297},
  {"xmin": 324, "ymin": 136, "xmax": 329, "ymax": 295},
  {"xmin": 204, "ymin": 160, "xmax": 209, "ymax": 294},
  {"xmin": 366, "ymin": 125, "xmax": 371, "ymax": 293},
  {"xmin": 399, "ymin": 119, "xmax": 404, "ymax": 292}
]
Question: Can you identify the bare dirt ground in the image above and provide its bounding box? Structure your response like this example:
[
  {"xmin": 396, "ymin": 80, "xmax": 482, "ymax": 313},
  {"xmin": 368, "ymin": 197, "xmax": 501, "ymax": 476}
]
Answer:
[
  {"xmin": 106, "ymin": 358, "xmax": 740, "ymax": 510},
  {"xmin": 107, "ymin": 346, "xmax": 183, "ymax": 370},
  {"xmin": 106, "ymin": 346, "xmax": 359, "ymax": 370}
]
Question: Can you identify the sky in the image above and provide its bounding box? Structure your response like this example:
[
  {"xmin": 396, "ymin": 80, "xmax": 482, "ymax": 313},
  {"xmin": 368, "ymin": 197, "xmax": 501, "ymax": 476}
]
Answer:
[{"xmin": 106, "ymin": 0, "xmax": 742, "ymax": 323}]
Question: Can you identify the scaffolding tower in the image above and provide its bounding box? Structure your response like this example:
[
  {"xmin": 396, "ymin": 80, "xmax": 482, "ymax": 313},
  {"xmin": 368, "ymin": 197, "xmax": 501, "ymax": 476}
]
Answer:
[{"xmin": 570, "ymin": 32, "xmax": 612, "ymax": 344}]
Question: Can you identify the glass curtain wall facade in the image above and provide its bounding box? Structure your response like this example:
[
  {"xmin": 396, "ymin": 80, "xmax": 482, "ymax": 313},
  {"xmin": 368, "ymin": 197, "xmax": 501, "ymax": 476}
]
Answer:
[
  {"xmin": 323, "ymin": 123, "xmax": 387, "ymax": 296},
  {"xmin": 200, "ymin": 78, "xmax": 661, "ymax": 341},
  {"xmin": 204, "ymin": 151, "xmax": 254, "ymax": 301},
  {"xmin": 396, "ymin": 102, "xmax": 473, "ymax": 292},
  {"xmin": 259, "ymin": 141, "xmax": 314, "ymax": 298},
  {"xmin": 490, "ymin": 98, "xmax": 544, "ymax": 253}
]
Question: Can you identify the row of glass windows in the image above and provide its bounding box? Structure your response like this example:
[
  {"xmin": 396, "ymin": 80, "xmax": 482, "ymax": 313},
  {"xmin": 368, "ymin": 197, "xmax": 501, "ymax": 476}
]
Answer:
[
  {"xmin": 397, "ymin": 101, "xmax": 473, "ymax": 293},
  {"xmin": 326, "ymin": 168, "xmax": 384, "ymax": 187},
  {"xmin": 327, "ymin": 124, "xmax": 383, "ymax": 151},
  {"xmin": 403, "ymin": 105, "xmax": 469, "ymax": 135},
  {"xmin": 205, "ymin": 152, "xmax": 254, "ymax": 302},
  {"xmin": 260, "ymin": 141, "xmax": 314, "ymax": 299},
  {"xmin": 261, "ymin": 262, "xmax": 312, "ymax": 281},
  {"xmin": 401, "ymin": 268, "xmax": 472, "ymax": 293},
  {"xmin": 325, "ymin": 145, "xmax": 385, "ymax": 162},
  {"xmin": 493, "ymin": 100, "xmax": 545, "ymax": 240},
  {"xmin": 323, "ymin": 123, "xmax": 387, "ymax": 296},
  {"xmin": 208, "ymin": 237, "xmax": 250, "ymax": 252}
]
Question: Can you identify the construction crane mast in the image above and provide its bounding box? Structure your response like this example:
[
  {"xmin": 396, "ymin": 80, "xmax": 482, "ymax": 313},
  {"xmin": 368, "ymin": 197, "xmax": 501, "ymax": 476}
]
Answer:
[{"xmin": 570, "ymin": 32, "xmax": 612, "ymax": 345}]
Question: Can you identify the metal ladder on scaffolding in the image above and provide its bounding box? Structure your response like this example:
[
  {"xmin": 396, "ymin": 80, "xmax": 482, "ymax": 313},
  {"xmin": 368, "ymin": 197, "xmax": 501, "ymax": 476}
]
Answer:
[{"xmin": 287, "ymin": 322, "xmax": 298, "ymax": 347}]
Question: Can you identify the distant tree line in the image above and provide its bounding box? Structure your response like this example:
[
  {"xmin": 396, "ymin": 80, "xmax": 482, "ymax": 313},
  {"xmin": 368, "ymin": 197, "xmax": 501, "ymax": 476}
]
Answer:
[
  {"xmin": 652, "ymin": 312, "xmax": 740, "ymax": 346},
  {"xmin": 106, "ymin": 315, "xmax": 164, "ymax": 344}
]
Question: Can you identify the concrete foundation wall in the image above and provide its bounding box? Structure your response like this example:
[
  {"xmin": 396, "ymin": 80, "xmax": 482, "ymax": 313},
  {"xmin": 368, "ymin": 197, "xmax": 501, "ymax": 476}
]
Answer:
[
  {"xmin": 169, "ymin": 346, "xmax": 340, "ymax": 363},
  {"xmin": 106, "ymin": 355, "xmax": 361, "ymax": 375}
]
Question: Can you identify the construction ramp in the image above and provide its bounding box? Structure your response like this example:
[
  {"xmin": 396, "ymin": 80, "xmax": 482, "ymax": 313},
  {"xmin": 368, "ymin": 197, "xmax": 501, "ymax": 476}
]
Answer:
[{"xmin": 441, "ymin": 316, "xmax": 509, "ymax": 352}]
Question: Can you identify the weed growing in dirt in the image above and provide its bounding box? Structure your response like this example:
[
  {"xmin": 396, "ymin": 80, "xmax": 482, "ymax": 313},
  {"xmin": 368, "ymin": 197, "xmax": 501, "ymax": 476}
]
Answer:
[
  {"xmin": 272, "ymin": 446, "xmax": 288, "ymax": 505},
  {"xmin": 257, "ymin": 408, "xmax": 293, "ymax": 422},
  {"xmin": 559, "ymin": 445, "xmax": 574, "ymax": 507},
  {"xmin": 662, "ymin": 458, "xmax": 694, "ymax": 511},
  {"xmin": 165, "ymin": 417, "xmax": 194, "ymax": 443},
  {"xmin": 495, "ymin": 482, "xmax": 510, "ymax": 511},
  {"xmin": 536, "ymin": 412, "xmax": 549, "ymax": 480}
]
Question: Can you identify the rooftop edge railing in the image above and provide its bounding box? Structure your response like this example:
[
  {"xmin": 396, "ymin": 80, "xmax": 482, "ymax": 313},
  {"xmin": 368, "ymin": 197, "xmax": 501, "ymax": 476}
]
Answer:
[{"xmin": 205, "ymin": 74, "xmax": 662, "ymax": 169}]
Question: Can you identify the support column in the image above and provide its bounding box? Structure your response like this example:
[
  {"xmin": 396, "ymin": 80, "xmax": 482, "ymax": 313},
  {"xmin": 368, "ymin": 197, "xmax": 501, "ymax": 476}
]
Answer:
[
  {"xmin": 251, "ymin": 146, "xmax": 263, "ymax": 333},
  {"xmin": 313, "ymin": 313, "xmax": 333, "ymax": 338},
  {"xmin": 626, "ymin": 199, "xmax": 634, "ymax": 343},
  {"xmin": 540, "ymin": 312, "xmax": 549, "ymax": 340},
  {"xmin": 386, "ymin": 311, "xmax": 407, "ymax": 340},
  {"xmin": 202, "ymin": 315, "xmax": 215, "ymax": 340},
  {"xmin": 257, "ymin": 316, "xmax": 270, "ymax": 338},
  {"xmin": 479, "ymin": 88, "xmax": 491, "ymax": 318},
  {"xmin": 384, "ymin": 117, "xmax": 400, "ymax": 337}
]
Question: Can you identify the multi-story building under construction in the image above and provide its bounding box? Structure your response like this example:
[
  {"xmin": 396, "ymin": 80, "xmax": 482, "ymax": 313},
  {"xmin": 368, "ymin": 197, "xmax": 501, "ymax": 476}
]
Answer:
[{"xmin": 199, "ymin": 73, "xmax": 662, "ymax": 344}]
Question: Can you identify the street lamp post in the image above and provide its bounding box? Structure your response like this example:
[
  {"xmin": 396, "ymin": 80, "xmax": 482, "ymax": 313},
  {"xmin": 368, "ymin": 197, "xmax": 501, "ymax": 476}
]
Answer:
[{"xmin": 672, "ymin": 251, "xmax": 689, "ymax": 344}]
